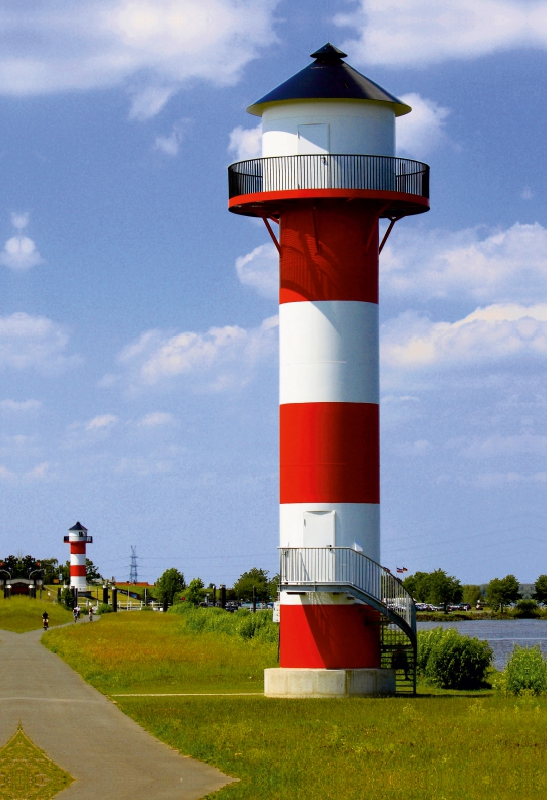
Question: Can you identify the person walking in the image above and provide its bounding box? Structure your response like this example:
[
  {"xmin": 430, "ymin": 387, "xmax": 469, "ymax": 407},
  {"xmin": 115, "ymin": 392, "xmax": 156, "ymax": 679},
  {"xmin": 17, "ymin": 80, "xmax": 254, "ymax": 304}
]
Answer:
[
  {"xmin": 88, "ymin": 606, "xmax": 93, "ymax": 622},
  {"xmin": 72, "ymin": 606, "xmax": 78, "ymax": 623},
  {"xmin": 42, "ymin": 611, "xmax": 49, "ymax": 630}
]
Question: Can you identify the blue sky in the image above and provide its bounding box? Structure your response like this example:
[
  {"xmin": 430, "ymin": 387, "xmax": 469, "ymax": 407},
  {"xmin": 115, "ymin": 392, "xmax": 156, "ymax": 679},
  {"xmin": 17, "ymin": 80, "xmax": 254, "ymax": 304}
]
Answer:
[{"xmin": 0, "ymin": 0, "xmax": 545, "ymax": 585}]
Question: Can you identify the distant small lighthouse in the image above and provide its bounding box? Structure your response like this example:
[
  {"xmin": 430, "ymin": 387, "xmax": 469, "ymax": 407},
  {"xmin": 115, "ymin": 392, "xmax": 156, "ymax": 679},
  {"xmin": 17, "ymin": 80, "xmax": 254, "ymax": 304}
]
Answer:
[{"xmin": 64, "ymin": 522, "xmax": 93, "ymax": 593}]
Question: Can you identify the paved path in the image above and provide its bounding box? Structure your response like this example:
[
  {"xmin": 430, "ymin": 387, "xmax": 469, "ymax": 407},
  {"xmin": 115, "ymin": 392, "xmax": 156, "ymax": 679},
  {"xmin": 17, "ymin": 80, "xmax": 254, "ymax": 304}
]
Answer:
[{"xmin": 0, "ymin": 624, "xmax": 237, "ymax": 799}]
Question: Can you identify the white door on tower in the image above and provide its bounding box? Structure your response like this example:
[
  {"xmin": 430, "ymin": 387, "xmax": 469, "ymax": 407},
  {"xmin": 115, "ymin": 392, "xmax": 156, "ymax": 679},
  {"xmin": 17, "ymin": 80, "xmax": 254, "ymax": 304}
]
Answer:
[
  {"xmin": 297, "ymin": 123, "xmax": 330, "ymax": 154},
  {"xmin": 303, "ymin": 510, "xmax": 336, "ymax": 548},
  {"xmin": 297, "ymin": 124, "xmax": 330, "ymax": 189}
]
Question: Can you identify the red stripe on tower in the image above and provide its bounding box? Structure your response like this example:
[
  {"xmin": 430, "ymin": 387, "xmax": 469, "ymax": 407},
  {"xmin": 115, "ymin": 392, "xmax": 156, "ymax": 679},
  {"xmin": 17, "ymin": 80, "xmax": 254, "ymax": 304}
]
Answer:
[
  {"xmin": 279, "ymin": 205, "xmax": 379, "ymax": 304},
  {"xmin": 280, "ymin": 403, "xmax": 379, "ymax": 504}
]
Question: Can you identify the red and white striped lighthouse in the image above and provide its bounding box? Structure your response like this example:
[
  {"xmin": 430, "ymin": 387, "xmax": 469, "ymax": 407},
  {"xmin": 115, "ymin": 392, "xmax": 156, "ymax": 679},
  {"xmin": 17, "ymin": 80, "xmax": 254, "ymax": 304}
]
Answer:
[
  {"xmin": 64, "ymin": 521, "xmax": 93, "ymax": 593},
  {"xmin": 228, "ymin": 44, "xmax": 427, "ymax": 696}
]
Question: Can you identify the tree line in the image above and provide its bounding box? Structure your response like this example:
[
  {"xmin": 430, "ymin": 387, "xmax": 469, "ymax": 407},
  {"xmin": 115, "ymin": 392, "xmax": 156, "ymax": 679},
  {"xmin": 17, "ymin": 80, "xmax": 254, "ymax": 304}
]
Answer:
[
  {"xmin": 0, "ymin": 555, "xmax": 102, "ymax": 584},
  {"xmin": 403, "ymin": 569, "xmax": 547, "ymax": 612},
  {"xmin": 154, "ymin": 567, "xmax": 279, "ymax": 606}
]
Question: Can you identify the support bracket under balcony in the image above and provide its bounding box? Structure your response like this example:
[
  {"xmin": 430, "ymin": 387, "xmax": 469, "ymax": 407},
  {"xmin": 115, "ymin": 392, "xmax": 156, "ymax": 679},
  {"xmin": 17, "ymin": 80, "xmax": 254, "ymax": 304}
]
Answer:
[
  {"xmin": 379, "ymin": 216, "xmax": 403, "ymax": 254},
  {"xmin": 262, "ymin": 217, "xmax": 280, "ymax": 254}
]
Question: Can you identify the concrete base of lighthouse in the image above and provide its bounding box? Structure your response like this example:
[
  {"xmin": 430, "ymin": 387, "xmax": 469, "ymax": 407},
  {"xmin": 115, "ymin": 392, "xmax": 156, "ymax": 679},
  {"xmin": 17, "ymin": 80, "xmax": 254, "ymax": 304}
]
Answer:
[{"xmin": 264, "ymin": 668, "xmax": 395, "ymax": 698}]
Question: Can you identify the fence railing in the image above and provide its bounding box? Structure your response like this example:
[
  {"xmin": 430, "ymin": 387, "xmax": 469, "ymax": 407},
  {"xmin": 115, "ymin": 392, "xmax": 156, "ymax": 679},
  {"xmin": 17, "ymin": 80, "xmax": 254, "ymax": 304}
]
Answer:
[
  {"xmin": 229, "ymin": 155, "xmax": 429, "ymax": 199},
  {"xmin": 279, "ymin": 547, "xmax": 415, "ymax": 634}
]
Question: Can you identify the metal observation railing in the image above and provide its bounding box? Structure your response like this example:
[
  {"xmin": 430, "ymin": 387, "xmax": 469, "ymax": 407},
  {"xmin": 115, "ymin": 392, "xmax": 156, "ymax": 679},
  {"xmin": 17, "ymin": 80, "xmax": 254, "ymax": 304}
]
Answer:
[
  {"xmin": 279, "ymin": 546, "xmax": 416, "ymax": 638},
  {"xmin": 228, "ymin": 155, "xmax": 429, "ymax": 200}
]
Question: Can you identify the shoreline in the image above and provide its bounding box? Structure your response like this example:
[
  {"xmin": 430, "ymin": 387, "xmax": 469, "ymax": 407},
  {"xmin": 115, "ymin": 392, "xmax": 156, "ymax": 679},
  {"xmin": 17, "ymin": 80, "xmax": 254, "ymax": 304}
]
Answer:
[{"xmin": 417, "ymin": 612, "xmax": 547, "ymax": 622}]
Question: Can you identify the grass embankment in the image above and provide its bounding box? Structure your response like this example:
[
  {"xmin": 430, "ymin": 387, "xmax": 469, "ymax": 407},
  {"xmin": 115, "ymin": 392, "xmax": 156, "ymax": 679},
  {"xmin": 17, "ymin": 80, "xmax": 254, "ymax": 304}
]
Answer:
[
  {"xmin": 43, "ymin": 609, "xmax": 546, "ymax": 798},
  {"xmin": 0, "ymin": 595, "xmax": 73, "ymax": 632},
  {"xmin": 43, "ymin": 610, "xmax": 277, "ymax": 693}
]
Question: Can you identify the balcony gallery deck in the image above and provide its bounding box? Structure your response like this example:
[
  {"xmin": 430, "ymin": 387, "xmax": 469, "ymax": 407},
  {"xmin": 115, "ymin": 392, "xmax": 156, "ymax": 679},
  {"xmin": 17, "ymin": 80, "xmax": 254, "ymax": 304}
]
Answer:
[{"xmin": 228, "ymin": 154, "xmax": 430, "ymax": 220}]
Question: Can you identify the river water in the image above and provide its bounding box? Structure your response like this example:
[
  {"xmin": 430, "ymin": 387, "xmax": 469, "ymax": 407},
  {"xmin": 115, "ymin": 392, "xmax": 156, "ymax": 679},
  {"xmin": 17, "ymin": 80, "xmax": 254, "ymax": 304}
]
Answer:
[{"xmin": 417, "ymin": 619, "xmax": 547, "ymax": 670}]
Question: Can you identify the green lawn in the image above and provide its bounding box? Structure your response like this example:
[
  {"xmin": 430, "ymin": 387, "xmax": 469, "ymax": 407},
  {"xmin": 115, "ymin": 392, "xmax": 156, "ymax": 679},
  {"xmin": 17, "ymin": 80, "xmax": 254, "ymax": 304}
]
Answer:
[
  {"xmin": 0, "ymin": 595, "xmax": 73, "ymax": 632},
  {"xmin": 43, "ymin": 611, "xmax": 277, "ymax": 693},
  {"xmin": 43, "ymin": 611, "xmax": 544, "ymax": 799}
]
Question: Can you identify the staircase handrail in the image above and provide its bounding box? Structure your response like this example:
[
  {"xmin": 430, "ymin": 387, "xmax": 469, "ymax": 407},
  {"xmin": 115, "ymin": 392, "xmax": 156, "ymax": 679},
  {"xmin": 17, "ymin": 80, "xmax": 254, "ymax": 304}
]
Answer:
[{"xmin": 279, "ymin": 547, "xmax": 416, "ymax": 642}]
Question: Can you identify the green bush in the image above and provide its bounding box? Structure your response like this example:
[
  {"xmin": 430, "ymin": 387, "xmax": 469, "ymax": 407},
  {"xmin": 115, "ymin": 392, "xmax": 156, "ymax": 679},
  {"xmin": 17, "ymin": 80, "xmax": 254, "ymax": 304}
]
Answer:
[
  {"xmin": 417, "ymin": 627, "xmax": 492, "ymax": 689},
  {"xmin": 503, "ymin": 645, "xmax": 547, "ymax": 696},
  {"xmin": 185, "ymin": 578, "xmax": 205, "ymax": 606},
  {"xmin": 60, "ymin": 587, "xmax": 74, "ymax": 610},
  {"xmin": 97, "ymin": 603, "xmax": 113, "ymax": 614},
  {"xmin": 513, "ymin": 599, "xmax": 540, "ymax": 618},
  {"xmin": 416, "ymin": 627, "xmax": 446, "ymax": 674}
]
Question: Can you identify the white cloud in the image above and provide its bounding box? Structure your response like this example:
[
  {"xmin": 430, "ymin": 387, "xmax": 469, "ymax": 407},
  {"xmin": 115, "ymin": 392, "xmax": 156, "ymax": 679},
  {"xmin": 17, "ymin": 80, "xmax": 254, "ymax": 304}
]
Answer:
[
  {"xmin": 235, "ymin": 243, "xmax": 278, "ymax": 298},
  {"xmin": 0, "ymin": 1, "xmax": 278, "ymax": 116},
  {"xmin": 381, "ymin": 303, "xmax": 547, "ymax": 375},
  {"xmin": 476, "ymin": 471, "xmax": 547, "ymax": 487},
  {"xmin": 336, "ymin": 0, "xmax": 547, "ymax": 67},
  {"xmin": 391, "ymin": 438, "xmax": 432, "ymax": 456},
  {"xmin": 459, "ymin": 433, "xmax": 547, "ymax": 458},
  {"xmin": 129, "ymin": 85, "xmax": 176, "ymax": 121},
  {"xmin": 154, "ymin": 119, "xmax": 187, "ymax": 156},
  {"xmin": 0, "ymin": 399, "xmax": 41, "ymax": 412},
  {"xmin": 0, "ymin": 211, "xmax": 43, "ymax": 272},
  {"xmin": 396, "ymin": 93, "xmax": 450, "ymax": 157},
  {"xmin": 0, "ymin": 312, "xmax": 79, "ymax": 374},
  {"xmin": 26, "ymin": 461, "xmax": 51, "ymax": 480},
  {"xmin": 85, "ymin": 414, "xmax": 118, "ymax": 430},
  {"xmin": 114, "ymin": 315, "xmax": 278, "ymax": 392},
  {"xmin": 64, "ymin": 413, "xmax": 119, "ymax": 449},
  {"xmin": 138, "ymin": 411, "xmax": 175, "ymax": 426},
  {"xmin": 0, "ymin": 465, "xmax": 14, "ymax": 481},
  {"xmin": 11, "ymin": 212, "xmax": 29, "ymax": 230},
  {"xmin": 381, "ymin": 222, "xmax": 547, "ymax": 304},
  {"xmin": 0, "ymin": 234, "xmax": 43, "ymax": 271},
  {"xmin": 115, "ymin": 456, "xmax": 172, "ymax": 475},
  {"xmin": 382, "ymin": 394, "xmax": 420, "ymax": 404},
  {"xmin": 228, "ymin": 123, "xmax": 262, "ymax": 161}
]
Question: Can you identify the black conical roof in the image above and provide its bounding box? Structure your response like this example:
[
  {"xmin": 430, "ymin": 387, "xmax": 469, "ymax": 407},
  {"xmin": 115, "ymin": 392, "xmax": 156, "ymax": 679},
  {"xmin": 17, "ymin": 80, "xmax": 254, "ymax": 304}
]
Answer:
[
  {"xmin": 247, "ymin": 43, "xmax": 411, "ymax": 117},
  {"xmin": 68, "ymin": 521, "xmax": 87, "ymax": 532}
]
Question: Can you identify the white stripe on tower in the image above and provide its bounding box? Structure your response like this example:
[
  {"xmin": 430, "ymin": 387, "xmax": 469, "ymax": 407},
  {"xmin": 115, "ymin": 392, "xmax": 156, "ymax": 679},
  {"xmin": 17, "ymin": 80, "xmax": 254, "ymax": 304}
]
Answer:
[
  {"xmin": 279, "ymin": 301, "xmax": 379, "ymax": 405},
  {"xmin": 279, "ymin": 298, "xmax": 380, "ymax": 561}
]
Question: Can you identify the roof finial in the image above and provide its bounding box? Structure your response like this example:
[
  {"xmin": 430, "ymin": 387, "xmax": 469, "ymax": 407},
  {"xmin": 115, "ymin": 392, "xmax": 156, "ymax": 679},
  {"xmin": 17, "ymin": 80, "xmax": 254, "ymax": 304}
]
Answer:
[{"xmin": 310, "ymin": 43, "xmax": 348, "ymax": 61}]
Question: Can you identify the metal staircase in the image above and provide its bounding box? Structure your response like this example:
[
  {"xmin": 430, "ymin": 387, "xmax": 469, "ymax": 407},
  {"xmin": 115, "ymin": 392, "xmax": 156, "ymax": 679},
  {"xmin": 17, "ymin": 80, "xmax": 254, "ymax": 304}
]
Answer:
[{"xmin": 279, "ymin": 547, "xmax": 417, "ymax": 695}]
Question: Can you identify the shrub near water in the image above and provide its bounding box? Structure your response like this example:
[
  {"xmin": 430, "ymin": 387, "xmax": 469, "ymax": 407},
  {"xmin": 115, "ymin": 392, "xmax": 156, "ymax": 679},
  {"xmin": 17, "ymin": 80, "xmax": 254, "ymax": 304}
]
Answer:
[
  {"xmin": 502, "ymin": 645, "xmax": 547, "ymax": 696},
  {"xmin": 513, "ymin": 599, "xmax": 540, "ymax": 618},
  {"xmin": 418, "ymin": 627, "xmax": 493, "ymax": 689}
]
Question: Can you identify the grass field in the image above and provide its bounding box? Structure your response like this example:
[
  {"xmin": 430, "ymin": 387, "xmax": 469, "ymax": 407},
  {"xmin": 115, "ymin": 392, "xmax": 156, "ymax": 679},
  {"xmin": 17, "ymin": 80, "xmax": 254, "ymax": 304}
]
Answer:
[
  {"xmin": 44, "ymin": 611, "xmax": 277, "ymax": 693},
  {"xmin": 42, "ymin": 610, "xmax": 545, "ymax": 799},
  {"xmin": 116, "ymin": 693, "xmax": 546, "ymax": 799},
  {"xmin": 0, "ymin": 595, "xmax": 73, "ymax": 632}
]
